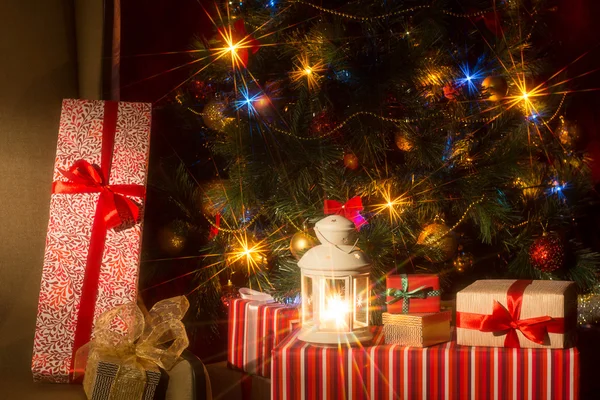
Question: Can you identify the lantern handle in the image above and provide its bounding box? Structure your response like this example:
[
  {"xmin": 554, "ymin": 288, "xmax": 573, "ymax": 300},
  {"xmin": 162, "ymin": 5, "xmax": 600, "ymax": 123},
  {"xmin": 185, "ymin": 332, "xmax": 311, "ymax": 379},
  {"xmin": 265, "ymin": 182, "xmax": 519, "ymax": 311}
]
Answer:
[{"xmin": 314, "ymin": 227, "xmax": 360, "ymax": 254}]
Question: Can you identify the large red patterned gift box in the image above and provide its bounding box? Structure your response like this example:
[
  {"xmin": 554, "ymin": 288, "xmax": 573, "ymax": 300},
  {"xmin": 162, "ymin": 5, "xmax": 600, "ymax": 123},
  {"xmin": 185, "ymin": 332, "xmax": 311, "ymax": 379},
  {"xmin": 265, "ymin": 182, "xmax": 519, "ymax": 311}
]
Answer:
[
  {"xmin": 32, "ymin": 99, "xmax": 151, "ymax": 383},
  {"xmin": 271, "ymin": 327, "xmax": 579, "ymax": 400},
  {"xmin": 228, "ymin": 289, "xmax": 299, "ymax": 378}
]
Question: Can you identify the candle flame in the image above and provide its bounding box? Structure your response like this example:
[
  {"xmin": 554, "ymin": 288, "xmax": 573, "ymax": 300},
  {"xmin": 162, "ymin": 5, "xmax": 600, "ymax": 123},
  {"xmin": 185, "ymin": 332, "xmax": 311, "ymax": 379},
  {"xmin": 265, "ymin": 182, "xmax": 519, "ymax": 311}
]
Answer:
[{"xmin": 321, "ymin": 294, "xmax": 350, "ymax": 328}]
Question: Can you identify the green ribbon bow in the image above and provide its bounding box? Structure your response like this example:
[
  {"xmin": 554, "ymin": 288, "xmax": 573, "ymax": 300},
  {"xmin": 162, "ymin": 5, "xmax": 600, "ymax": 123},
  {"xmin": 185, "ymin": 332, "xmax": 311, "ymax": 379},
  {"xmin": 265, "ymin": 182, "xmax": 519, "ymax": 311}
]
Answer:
[{"xmin": 385, "ymin": 274, "xmax": 440, "ymax": 313}]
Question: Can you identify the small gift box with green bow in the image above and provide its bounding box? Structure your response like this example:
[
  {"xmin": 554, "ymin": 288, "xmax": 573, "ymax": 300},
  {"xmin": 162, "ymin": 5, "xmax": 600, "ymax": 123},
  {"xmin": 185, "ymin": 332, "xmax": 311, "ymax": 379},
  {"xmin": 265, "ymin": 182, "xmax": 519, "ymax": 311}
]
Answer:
[{"xmin": 386, "ymin": 274, "xmax": 441, "ymax": 314}]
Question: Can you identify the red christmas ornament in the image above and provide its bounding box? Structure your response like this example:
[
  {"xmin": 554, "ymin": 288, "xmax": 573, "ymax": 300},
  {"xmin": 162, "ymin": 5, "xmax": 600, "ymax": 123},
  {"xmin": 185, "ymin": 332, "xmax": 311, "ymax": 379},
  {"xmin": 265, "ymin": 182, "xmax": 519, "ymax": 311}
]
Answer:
[
  {"xmin": 190, "ymin": 79, "xmax": 214, "ymax": 100},
  {"xmin": 310, "ymin": 110, "xmax": 337, "ymax": 136},
  {"xmin": 343, "ymin": 153, "xmax": 359, "ymax": 170},
  {"xmin": 443, "ymin": 82, "xmax": 460, "ymax": 101},
  {"xmin": 529, "ymin": 233, "xmax": 564, "ymax": 272},
  {"xmin": 481, "ymin": 12, "xmax": 503, "ymax": 36},
  {"xmin": 220, "ymin": 279, "xmax": 240, "ymax": 308},
  {"xmin": 385, "ymin": 93, "xmax": 405, "ymax": 117},
  {"xmin": 470, "ymin": 10, "xmax": 503, "ymax": 36}
]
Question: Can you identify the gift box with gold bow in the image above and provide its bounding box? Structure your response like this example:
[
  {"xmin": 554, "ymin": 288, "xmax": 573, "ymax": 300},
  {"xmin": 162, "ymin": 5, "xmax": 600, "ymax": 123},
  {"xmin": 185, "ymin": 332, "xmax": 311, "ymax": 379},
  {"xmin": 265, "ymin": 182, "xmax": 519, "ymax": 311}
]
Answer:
[
  {"xmin": 32, "ymin": 99, "xmax": 151, "ymax": 383},
  {"xmin": 456, "ymin": 280, "xmax": 577, "ymax": 348},
  {"xmin": 386, "ymin": 274, "xmax": 441, "ymax": 314},
  {"xmin": 75, "ymin": 296, "xmax": 190, "ymax": 400}
]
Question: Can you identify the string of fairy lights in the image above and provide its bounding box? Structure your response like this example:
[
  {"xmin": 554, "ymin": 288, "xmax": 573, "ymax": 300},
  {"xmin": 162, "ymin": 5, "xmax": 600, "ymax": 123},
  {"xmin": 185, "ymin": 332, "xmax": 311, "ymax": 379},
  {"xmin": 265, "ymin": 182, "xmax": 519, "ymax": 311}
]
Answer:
[
  {"xmin": 203, "ymin": 209, "xmax": 263, "ymax": 234},
  {"xmin": 188, "ymin": 94, "xmax": 567, "ymax": 141},
  {"xmin": 290, "ymin": 1, "xmax": 489, "ymax": 21}
]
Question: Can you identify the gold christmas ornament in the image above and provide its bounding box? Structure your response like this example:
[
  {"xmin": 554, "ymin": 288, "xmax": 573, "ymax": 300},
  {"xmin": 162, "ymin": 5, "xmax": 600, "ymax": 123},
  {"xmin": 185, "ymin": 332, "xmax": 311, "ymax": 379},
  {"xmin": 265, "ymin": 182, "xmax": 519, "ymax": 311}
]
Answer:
[
  {"xmin": 557, "ymin": 116, "xmax": 579, "ymax": 148},
  {"xmin": 343, "ymin": 153, "xmax": 359, "ymax": 170},
  {"xmin": 481, "ymin": 76, "xmax": 508, "ymax": 102},
  {"xmin": 289, "ymin": 231, "xmax": 317, "ymax": 259},
  {"xmin": 158, "ymin": 223, "xmax": 187, "ymax": 256},
  {"xmin": 394, "ymin": 132, "xmax": 413, "ymax": 151},
  {"xmin": 578, "ymin": 293, "xmax": 600, "ymax": 326},
  {"xmin": 417, "ymin": 222, "xmax": 458, "ymax": 262},
  {"xmin": 202, "ymin": 98, "xmax": 231, "ymax": 131},
  {"xmin": 453, "ymin": 251, "xmax": 474, "ymax": 273}
]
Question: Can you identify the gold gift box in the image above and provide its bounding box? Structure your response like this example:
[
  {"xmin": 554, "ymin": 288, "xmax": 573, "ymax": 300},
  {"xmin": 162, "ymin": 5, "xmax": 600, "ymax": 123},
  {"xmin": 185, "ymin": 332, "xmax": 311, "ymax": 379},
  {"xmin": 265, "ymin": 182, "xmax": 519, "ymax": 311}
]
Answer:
[
  {"xmin": 382, "ymin": 311, "xmax": 452, "ymax": 347},
  {"xmin": 456, "ymin": 280, "xmax": 577, "ymax": 348}
]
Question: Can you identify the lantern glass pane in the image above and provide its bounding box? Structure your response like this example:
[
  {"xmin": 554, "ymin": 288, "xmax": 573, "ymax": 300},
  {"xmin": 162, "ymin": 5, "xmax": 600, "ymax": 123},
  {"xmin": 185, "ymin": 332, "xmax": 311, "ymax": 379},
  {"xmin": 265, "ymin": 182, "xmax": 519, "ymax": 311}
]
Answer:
[
  {"xmin": 320, "ymin": 278, "xmax": 350, "ymax": 331},
  {"xmin": 302, "ymin": 275, "xmax": 313, "ymax": 324},
  {"xmin": 353, "ymin": 275, "xmax": 369, "ymax": 328}
]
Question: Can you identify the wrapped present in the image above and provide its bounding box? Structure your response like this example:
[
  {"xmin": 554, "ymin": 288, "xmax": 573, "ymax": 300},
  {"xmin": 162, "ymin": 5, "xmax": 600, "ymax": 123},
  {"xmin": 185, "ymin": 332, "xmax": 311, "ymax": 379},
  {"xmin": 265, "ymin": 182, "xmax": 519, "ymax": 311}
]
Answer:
[
  {"xmin": 386, "ymin": 274, "xmax": 441, "ymax": 314},
  {"xmin": 382, "ymin": 311, "xmax": 451, "ymax": 347},
  {"xmin": 32, "ymin": 100, "xmax": 151, "ymax": 383},
  {"xmin": 77, "ymin": 296, "xmax": 189, "ymax": 400},
  {"xmin": 271, "ymin": 327, "xmax": 580, "ymax": 400},
  {"xmin": 88, "ymin": 360, "xmax": 165, "ymax": 400},
  {"xmin": 228, "ymin": 288, "xmax": 299, "ymax": 378},
  {"xmin": 456, "ymin": 280, "xmax": 577, "ymax": 348}
]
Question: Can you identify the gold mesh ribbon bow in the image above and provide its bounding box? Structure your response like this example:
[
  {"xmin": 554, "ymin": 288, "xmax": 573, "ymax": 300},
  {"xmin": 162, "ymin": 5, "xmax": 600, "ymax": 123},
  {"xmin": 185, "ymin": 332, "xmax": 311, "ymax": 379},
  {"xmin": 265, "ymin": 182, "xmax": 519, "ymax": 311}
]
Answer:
[{"xmin": 74, "ymin": 296, "xmax": 190, "ymax": 399}]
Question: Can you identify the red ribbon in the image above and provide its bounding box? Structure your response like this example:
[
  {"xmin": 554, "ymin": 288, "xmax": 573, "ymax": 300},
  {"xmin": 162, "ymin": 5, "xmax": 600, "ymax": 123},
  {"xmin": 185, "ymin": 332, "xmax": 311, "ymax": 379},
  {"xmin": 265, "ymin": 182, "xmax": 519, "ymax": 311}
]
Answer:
[
  {"xmin": 324, "ymin": 196, "xmax": 367, "ymax": 229},
  {"xmin": 456, "ymin": 280, "xmax": 565, "ymax": 348},
  {"xmin": 52, "ymin": 102, "xmax": 146, "ymax": 378},
  {"xmin": 209, "ymin": 212, "xmax": 221, "ymax": 239}
]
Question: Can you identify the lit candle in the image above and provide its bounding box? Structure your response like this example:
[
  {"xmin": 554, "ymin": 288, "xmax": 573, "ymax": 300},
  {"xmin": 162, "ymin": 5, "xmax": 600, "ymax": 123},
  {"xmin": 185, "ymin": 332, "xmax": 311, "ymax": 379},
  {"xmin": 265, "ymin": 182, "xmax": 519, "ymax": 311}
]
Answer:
[{"xmin": 320, "ymin": 294, "xmax": 350, "ymax": 330}]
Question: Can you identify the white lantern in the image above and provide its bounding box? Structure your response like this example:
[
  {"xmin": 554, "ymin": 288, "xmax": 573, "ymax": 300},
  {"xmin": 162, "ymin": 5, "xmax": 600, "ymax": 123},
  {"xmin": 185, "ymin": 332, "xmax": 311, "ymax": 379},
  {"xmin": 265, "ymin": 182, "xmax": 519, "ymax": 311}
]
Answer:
[{"xmin": 297, "ymin": 215, "xmax": 372, "ymax": 345}]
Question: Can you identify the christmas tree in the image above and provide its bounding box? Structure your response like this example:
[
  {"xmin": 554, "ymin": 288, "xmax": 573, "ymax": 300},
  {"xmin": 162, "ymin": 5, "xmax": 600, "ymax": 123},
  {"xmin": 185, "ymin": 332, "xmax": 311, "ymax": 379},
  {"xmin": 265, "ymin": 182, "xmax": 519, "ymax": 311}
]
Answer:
[{"xmin": 152, "ymin": 0, "xmax": 600, "ymax": 335}]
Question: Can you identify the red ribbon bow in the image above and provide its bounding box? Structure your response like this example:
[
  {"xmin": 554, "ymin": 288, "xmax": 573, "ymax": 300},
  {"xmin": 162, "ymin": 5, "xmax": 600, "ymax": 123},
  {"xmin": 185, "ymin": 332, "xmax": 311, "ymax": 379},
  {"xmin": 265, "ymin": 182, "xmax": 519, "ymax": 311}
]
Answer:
[
  {"xmin": 51, "ymin": 101, "xmax": 146, "ymax": 379},
  {"xmin": 456, "ymin": 280, "xmax": 565, "ymax": 348},
  {"xmin": 53, "ymin": 160, "xmax": 144, "ymax": 229},
  {"xmin": 324, "ymin": 196, "xmax": 367, "ymax": 229},
  {"xmin": 219, "ymin": 19, "xmax": 260, "ymax": 67}
]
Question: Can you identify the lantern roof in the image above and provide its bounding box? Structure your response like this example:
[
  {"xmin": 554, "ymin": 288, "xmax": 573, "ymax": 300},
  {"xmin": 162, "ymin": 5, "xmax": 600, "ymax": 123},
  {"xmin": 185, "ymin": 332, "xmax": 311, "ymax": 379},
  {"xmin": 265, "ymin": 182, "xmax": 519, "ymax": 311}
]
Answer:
[
  {"xmin": 298, "ymin": 216, "xmax": 370, "ymax": 274},
  {"xmin": 314, "ymin": 215, "xmax": 356, "ymax": 245}
]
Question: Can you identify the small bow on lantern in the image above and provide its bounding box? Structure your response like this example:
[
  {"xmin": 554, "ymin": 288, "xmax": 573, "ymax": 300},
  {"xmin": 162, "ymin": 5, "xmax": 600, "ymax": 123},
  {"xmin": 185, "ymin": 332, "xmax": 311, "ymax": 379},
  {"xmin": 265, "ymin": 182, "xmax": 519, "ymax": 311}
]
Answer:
[
  {"xmin": 74, "ymin": 296, "xmax": 190, "ymax": 400},
  {"xmin": 218, "ymin": 19, "xmax": 260, "ymax": 67},
  {"xmin": 385, "ymin": 274, "xmax": 440, "ymax": 313},
  {"xmin": 324, "ymin": 196, "xmax": 367, "ymax": 229}
]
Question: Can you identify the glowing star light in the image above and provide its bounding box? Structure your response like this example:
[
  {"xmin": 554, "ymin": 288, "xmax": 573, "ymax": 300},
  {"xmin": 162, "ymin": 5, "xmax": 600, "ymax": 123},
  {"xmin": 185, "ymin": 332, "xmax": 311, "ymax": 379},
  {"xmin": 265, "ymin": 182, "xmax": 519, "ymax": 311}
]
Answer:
[
  {"xmin": 457, "ymin": 62, "xmax": 485, "ymax": 94},
  {"xmin": 290, "ymin": 55, "xmax": 326, "ymax": 90},
  {"xmin": 227, "ymin": 232, "xmax": 268, "ymax": 275},
  {"xmin": 215, "ymin": 19, "xmax": 260, "ymax": 69},
  {"xmin": 233, "ymin": 86, "xmax": 266, "ymax": 116},
  {"xmin": 547, "ymin": 179, "xmax": 568, "ymax": 201},
  {"xmin": 503, "ymin": 77, "xmax": 548, "ymax": 117},
  {"xmin": 372, "ymin": 185, "xmax": 410, "ymax": 223}
]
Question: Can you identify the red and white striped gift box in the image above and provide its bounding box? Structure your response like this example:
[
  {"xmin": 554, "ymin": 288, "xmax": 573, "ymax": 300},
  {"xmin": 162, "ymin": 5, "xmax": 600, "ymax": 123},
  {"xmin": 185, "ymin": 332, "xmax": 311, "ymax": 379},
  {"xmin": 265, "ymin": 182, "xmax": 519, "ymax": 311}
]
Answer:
[
  {"xmin": 271, "ymin": 327, "xmax": 579, "ymax": 400},
  {"xmin": 228, "ymin": 298, "xmax": 299, "ymax": 378}
]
